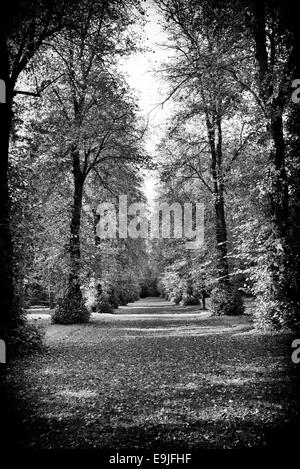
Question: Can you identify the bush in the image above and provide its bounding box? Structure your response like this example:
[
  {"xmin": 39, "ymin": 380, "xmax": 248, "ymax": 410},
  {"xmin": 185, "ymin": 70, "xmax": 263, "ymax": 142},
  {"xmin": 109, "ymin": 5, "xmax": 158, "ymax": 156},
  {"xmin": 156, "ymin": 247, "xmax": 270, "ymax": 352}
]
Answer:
[
  {"xmin": 5, "ymin": 322, "xmax": 45, "ymax": 360},
  {"xmin": 118, "ymin": 292, "xmax": 128, "ymax": 306},
  {"xmin": 251, "ymin": 252, "xmax": 300, "ymax": 330},
  {"xmin": 107, "ymin": 286, "xmax": 119, "ymax": 308},
  {"xmin": 23, "ymin": 299, "xmax": 32, "ymax": 309},
  {"xmin": 180, "ymin": 294, "xmax": 199, "ymax": 306},
  {"xmin": 255, "ymin": 295, "xmax": 300, "ymax": 330},
  {"xmin": 170, "ymin": 292, "xmax": 182, "ymax": 304},
  {"xmin": 125, "ymin": 290, "xmax": 139, "ymax": 303},
  {"xmin": 140, "ymin": 285, "xmax": 148, "ymax": 298},
  {"xmin": 92, "ymin": 284, "xmax": 114, "ymax": 313},
  {"xmin": 131, "ymin": 292, "xmax": 140, "ymax": 302},
  {"xmin": 52, "ymin": 285, "xmax": 90, "ymax": 324},
  {"xmin": 210, "ymin": 284, "xmax": 244, "ymax": 316},
  {"xmin": 88, "ymin": 280, "xmax": 141, "ymax": 312},
  {"xmin": 95, "ymin": 293, "xmax": 114, "ymax": 313}
]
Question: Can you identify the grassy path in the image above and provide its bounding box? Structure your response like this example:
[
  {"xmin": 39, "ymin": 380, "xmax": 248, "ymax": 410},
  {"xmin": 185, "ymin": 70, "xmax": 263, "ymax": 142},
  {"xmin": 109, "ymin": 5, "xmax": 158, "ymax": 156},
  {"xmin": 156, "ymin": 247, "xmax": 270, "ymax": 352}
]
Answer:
[{"xmin": 3, "ymin": 297, "xmax": 299, "ymax": 449}]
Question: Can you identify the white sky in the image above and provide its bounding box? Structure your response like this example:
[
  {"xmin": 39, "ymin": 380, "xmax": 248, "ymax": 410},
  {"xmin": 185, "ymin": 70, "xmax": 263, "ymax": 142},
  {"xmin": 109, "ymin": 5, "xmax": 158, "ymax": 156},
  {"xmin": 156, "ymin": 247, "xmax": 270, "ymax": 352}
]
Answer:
[{"xmin": 120, "ymin": 0, "xmax": 173, "ymax": 205}]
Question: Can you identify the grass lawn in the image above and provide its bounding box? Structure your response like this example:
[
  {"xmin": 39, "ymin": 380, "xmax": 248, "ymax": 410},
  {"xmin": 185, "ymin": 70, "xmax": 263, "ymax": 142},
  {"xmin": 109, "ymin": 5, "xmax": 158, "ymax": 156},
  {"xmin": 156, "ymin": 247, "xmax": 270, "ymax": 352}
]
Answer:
[{"xmin": 2, "ymin": 298, "xmax": 300, "ymax": 450}]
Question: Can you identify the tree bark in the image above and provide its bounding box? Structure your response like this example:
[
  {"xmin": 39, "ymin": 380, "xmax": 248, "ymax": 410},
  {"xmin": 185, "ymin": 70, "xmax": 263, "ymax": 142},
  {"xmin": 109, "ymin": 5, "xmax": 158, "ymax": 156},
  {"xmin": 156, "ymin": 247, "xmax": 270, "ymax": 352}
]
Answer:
[
  {"xmin": 0, "ymin": 32, "xmax": 21, "ymax": 331},
  {"xmin": 253, "ymin": 0, "xmax": 289, "ymax": 240},
  {"xmin": 206, "ymin": 110, "xmax": 230, "ymax": 285},
  {"xmin": 214, "ymin": 190, "xmax": 229, "ymax": 284},
  {"xmin": 92, "ymin": 208, "xmax": 100, "ymax": 245},
  {"xmin": 248, "ymin": 0, "xmax": 300, "ymax": 327},
  {"xmin": 54, "ymin": 144, "xmax": 90, "ymax": 323},
  {"xmin": 252, "ymin": 0, "xmax": 296, "ymax": 309},
  {"xmin": 68, "ymin": 146, "xmax": 84, "ymax": 293},
  {"xmin": 269, "ymin": 106, "xmax": 289, "ymax": 239},
  {"xmin": 49, "ymin": 291, "xmax": 55, "ymax": 310}
]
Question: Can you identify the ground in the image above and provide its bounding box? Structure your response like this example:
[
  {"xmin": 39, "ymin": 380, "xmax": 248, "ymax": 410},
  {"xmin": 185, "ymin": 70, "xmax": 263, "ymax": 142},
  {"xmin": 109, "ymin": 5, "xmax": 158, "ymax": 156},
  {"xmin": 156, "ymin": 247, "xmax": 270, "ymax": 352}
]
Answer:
[{"xmin": 2, "ymin": 297, "xmax": 300, "ymax": 450}]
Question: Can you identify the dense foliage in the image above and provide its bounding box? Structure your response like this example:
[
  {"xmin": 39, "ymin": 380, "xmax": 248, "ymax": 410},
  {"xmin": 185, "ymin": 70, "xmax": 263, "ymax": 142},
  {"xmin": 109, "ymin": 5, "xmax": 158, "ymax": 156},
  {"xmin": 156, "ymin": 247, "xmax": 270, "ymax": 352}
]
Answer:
[{"xmin": 152, "ymin": 0, "xmax": 300, "ymax": 328}]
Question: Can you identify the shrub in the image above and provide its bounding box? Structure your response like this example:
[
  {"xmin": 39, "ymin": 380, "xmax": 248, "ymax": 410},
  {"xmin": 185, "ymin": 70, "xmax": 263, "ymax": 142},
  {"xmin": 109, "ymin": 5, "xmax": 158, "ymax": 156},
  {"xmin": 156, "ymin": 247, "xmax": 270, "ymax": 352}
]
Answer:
[
  {"xmin": 52, "ymin": 285, "xmax": 90, "ymax": 324},
  {"xmin": 140, "ymin": 285, "xmax": 148, "ymax": 298},
  {"xmin": 210, "ymin": 284, "xmax": 244, "ymax": 316},
  {"xmin": 92, "ymin": 284, "xmax": 114, "ymax": 313},
  {"xmin": 107, "ymin": 286, "xmax": 119, "ymax": 308},
  {"xmin": 126, "ymin": 290, "xmax": 140, "ymax": 303},
  {"xmin": 5, "ymin": 322, "xmax": 45, "ymax": 360},
  {"xmin": 84, "ymin": 287, "xmax": 97, "ymax": 311},
  {"xmin": 95, "ymin": 293, "xmax": 114, "ymax": 313},
  {"xmin": 251, "ymin": 253, "xmax": 300, "ymax": 330},
  {"xmin": 255, "ymin": 295, "xmax": 300, "ymax": 330},
  {"xmin": 118, "ymin": 291, "xmax": 128, "ymax": 306},
  {"xmin": 112, "ymin": 281, "xmax": 140, "ymax": 305},
  {"xmin": 180, "ymin": 294, "xmax": 199, "ymax": 306},
  {"xmin": 170, "ymin": 292, "xmax": 182, "ymax": 304},
  {"xmin": 23, "ymin": 299, "xmax": 32, "ymax": 309}
]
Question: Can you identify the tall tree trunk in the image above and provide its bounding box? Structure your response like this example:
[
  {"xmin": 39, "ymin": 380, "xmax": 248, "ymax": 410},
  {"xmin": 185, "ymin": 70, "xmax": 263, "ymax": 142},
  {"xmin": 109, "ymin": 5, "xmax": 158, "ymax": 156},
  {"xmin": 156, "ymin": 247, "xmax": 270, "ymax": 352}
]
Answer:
[
  {"xmin": 287, "ymin": 61, "xmax": 300, "ymax": 302},
  {"xmin": 52, "ymin": 145, "xmax": 89, "ymax": 324},
  {"xmin": 68, "ymin": 146, "xmax": 84, "ymax": 295},
  {"xmin": 0, "ymin": 32, "xmax": 21, "ymax": 332},
  {"xmin": 215, "ymin": 114, "xmax": 229, "ymax": 285},
  {"xmin": 269, "ymin": 107, "xmax": 289, "ymax": 240},
  {"xmin": 250, "ymin": 0, "xmax": 300, "ymax": 327},
  {"xmin": 252, "ymin": 0, "xmax": 296, "ymax": 313},
  {"xmin": 206, "ymin": 110, "xmax": 230, "ymax": 285},
  {"xmin": 253, "ymin": 0, "xmax": 290, "ymax": 242},
  {"xmin": 204, "ymin": 108, "xmax": 242, "ymax": 315},
  {"xmin": 92, "ymin": 208, "xmax": 100, "ymax": 245},
  {"xmin": 253, "ymin": 0, "xmax": 290, "ymax": 240},
  {"xmin": 214, "ymin": 189, "xmax": 229, "ymax": 285},
  {"xmin": 49, "ymin": 291, "xmax": 55, "ymax": 310}
]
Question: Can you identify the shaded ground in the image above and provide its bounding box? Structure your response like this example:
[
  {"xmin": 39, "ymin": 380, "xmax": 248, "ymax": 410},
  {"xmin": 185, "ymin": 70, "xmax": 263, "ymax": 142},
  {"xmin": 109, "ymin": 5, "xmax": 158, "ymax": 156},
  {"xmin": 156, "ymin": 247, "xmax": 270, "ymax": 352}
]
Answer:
[{"xmin": 2, "ymin": 297, "xmax": 300, "ymax": 450}]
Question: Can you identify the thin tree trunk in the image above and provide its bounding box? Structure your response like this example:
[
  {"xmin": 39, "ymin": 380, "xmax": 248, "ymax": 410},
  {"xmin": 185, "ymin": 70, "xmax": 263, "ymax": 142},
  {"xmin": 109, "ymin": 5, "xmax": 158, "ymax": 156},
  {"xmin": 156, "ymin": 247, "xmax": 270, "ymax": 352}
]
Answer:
[
  {"xmin": 269, "ymin": 107, "xmax": 289, "ymax": 239},
  {"xmin": 215, "ymin": 114, "xmax": 229, "ymax": 284},
  {"xmin": 206, "ymin": 110, "xmax": 230, "ymax": 285},
  {"xmin": 0, "ymin": 32, "xmax": 20, "ymax": 331},
  {"xmin": 54, "ymin": 145, "xmax": 89, "ymax": 323},
  {"xmin": 68, "ymin": 145, "xmax": 84, "ymax": 293},
  {"xmin": 92, "ymin": 208, "xmax": 100, "ymax": 245},
  {"xmin": 49, "ymin": 291, "xmax": 55, "ymax": 310},
  {"xmin": 214, "ymin": 190, "xmax": 229, "ymax": 284}
]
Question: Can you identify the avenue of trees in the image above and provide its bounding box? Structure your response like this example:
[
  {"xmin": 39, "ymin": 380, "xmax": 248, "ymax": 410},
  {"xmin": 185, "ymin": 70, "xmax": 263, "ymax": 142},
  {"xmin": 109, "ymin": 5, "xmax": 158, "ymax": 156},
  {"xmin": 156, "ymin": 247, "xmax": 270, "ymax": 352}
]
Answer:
[{"xmin": 0, "ymin": 0, "xmax": 299, "ymax": 356}]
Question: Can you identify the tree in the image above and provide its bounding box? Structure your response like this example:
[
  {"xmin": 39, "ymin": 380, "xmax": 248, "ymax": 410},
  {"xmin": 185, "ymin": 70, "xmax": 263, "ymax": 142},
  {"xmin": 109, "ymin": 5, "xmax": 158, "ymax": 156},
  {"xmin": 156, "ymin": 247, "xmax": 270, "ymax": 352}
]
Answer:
[
  {"xmin": 154, "ymin": 0, "xmax": 257, "ymax": 313},
  {"xmin": 155, "ymin": 0, "xmax": 300, "ymax": 326},
  {"xmin": 39, "ymin": 10, "xmax": 146, "ymax": 322},
  {"xmin": 0, "ymin": 0, "xmax": 146, "ymax": 330},
  {"xmin": 0, "ymin": 0, "xmax": 82, "ymax": 334},
  {"xmin": 246, "ymin": 0, "xmax": 300, "ymax": 326}
]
